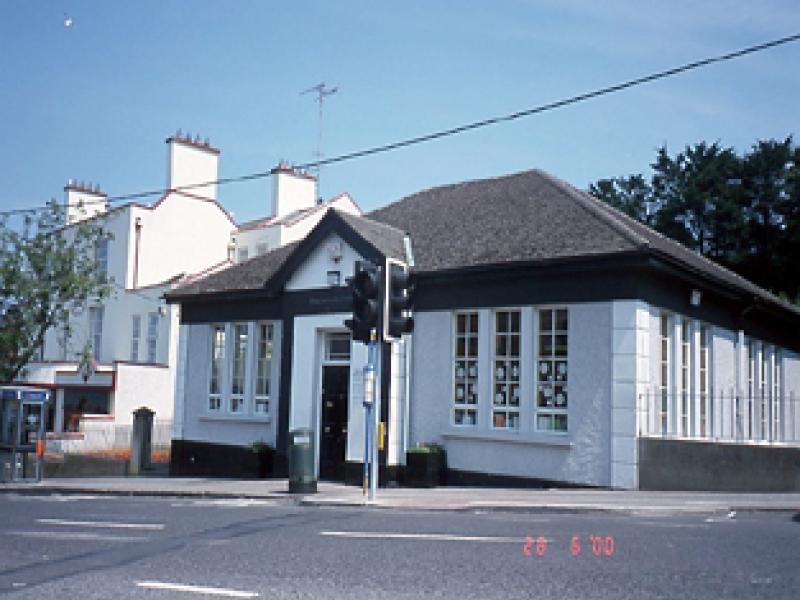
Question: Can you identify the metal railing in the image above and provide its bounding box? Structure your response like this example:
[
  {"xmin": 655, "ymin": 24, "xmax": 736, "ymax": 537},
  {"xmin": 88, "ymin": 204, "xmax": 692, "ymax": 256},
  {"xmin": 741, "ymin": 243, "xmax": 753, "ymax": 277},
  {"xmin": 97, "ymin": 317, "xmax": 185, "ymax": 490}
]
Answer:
[
  {"xmin": 637, "ymin": 389, "xmax": 800, "ymax": 446},
  {"xmin": 46, "ymin": 419, "xmax": 172, "ymax": 461}
]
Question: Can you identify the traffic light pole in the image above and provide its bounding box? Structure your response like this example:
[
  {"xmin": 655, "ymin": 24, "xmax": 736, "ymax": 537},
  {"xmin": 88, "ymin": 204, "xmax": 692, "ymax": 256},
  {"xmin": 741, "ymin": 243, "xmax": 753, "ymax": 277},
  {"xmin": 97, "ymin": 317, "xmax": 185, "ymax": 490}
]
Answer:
[{"xmin": 363, "ymin": 329, "xmax": 378, "ymax": 501}]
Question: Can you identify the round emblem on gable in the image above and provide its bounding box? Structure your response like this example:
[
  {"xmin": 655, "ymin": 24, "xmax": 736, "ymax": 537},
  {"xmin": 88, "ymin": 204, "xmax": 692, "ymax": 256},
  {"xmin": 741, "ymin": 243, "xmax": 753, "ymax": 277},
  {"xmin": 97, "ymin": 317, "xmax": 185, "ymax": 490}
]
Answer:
[{"xmin": 326, "ymin": 240, "xmax": 343, "ymax": 263}]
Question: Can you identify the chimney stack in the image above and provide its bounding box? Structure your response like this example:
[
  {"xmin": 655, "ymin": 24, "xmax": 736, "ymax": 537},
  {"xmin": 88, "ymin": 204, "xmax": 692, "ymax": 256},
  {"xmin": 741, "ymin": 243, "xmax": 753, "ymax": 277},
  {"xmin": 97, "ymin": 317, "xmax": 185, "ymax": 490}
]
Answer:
[
  {"xmin": 165, "ymin": 130, "xmax": 220, "ymax": 200},
  {"xmin": 64, "ymin": 180, "xmax": 108, "ymax": 225},
  {"xmin": 269, "ymin": 162, "xmax": 317, "ymax": 218}
]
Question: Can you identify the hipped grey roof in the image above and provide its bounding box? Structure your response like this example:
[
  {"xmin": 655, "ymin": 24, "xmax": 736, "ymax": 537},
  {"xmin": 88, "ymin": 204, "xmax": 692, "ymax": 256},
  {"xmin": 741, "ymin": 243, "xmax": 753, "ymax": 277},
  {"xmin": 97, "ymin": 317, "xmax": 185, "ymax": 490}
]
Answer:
[
  {"xmin": 367, "ymin": 169, "xmax": 799, "ymax": 316},
  {"xmin": 168, "ymin": 168, "xmax": 799, "ymax": 317}
]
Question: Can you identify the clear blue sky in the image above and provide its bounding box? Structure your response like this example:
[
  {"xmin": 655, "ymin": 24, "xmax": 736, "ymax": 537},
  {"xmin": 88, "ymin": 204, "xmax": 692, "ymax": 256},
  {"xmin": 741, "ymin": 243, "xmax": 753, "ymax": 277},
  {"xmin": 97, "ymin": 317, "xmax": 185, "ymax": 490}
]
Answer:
[{"xmin": 2, "ymin": 1, "xmax": 799, "ymax": 224}]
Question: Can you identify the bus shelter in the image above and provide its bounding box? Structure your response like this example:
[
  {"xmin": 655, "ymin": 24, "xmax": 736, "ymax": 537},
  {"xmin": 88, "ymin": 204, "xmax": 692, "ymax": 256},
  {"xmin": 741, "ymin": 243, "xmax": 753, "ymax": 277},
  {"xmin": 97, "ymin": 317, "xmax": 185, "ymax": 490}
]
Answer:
[{"xmin": 0, "ymin": 386, "xmax": 49, "ymax": 482}]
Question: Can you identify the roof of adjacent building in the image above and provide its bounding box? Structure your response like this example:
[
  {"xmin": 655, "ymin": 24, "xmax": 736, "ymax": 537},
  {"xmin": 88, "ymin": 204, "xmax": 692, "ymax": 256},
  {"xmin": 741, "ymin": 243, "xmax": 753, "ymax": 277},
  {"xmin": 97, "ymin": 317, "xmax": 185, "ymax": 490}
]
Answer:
[
  {"xmin": 167, "ymin": 168, "xmax": 799, "ymax": 316},
  {"xmin": 167, "ymin": 209, "xmax": 406, "ymax": 300}
]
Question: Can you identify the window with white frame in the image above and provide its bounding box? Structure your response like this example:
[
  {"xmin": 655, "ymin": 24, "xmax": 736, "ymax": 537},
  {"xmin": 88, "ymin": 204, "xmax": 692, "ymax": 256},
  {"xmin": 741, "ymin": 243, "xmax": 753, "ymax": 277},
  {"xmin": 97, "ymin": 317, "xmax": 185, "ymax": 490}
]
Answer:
[
  {"xmin": 659, "ymin": 313, "xmax": 670, "ymax": 435},
  {"xmin": 130, "ymin": 314, "xmax": 141, "ymax": 362},
  {"xmin": 680, "ymin": 318, "xmax": 690, "ymax": 436},
  {"xmin": 772, "ymin": 351, "xmax": 781, "ymax": 441},
  {"xmin": 255, "ymin": 323, "xmax": 273, "ymax": 414},
  {"xmin": 88, "ymin": 306, "xmax": 104, "ymax": 359},
  {"xmin": 230, "ymin": 323, "xmax": 248, "ymax": 413},
  {"xmin": 209, "ymin": 325, "xmax": 225, "ymax": 411},
  {"xmin": 238, "ymin": 247, "xmax": 249, "ymax": 263},
  {"xmin": 760, "ymin": 347, "xmax": 769, "ymax": 441},
  {"xmin": 326, "ymin": 271, "xmax": 341, "ymax": 287},
  {"xmin": 325, "ymin": 333, "xmax": 351, "ymax": 362},
  {"xmin": 492, "ymin": 310, "xmax": 520, "ymax": 430},
  {"xmin": 453, "ymin": 311, "xmax": 479, "ymax": 426},
  {"xmin": 699, "ymin": 324, "xmax": 710, "ymax": 437},
  {"xmin": 146, "ymin": 312, "xmax": 158, "ymax": 363},
  {"xmin": 537, "ymin": 308, "xmax": 568, "ymax": 432},
  {"xmin": 256, "ymin": 243, "xmax": 269, "ymax": 256}
]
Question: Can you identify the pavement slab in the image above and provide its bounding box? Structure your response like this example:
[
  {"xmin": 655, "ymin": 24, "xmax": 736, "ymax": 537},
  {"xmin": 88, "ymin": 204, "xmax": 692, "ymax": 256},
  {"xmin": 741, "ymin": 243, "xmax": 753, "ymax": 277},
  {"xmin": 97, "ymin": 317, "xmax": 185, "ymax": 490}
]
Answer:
[{"xmin": 1, "ymin": 477, "xmax": 799, "ymax": 515}]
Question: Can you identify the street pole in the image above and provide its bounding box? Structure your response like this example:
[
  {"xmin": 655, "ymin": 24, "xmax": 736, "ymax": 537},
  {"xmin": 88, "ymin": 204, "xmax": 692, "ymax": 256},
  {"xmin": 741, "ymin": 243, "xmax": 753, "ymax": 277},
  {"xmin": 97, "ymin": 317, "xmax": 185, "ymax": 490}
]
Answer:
[
  {"xmin": 369, "ymin": 339, "xmax": 379, "ymax": 501},
  {"xmin": 363, "ymin": 329, "xmax": 378, "ymax": 501}
]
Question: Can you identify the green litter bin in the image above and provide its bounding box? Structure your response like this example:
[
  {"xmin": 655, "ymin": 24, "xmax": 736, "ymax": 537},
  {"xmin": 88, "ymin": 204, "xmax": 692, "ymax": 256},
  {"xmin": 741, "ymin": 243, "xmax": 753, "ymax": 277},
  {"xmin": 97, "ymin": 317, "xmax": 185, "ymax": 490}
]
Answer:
[{"xmin": 288, "ymin": 428, "xmax": 316, "ymax": 493}]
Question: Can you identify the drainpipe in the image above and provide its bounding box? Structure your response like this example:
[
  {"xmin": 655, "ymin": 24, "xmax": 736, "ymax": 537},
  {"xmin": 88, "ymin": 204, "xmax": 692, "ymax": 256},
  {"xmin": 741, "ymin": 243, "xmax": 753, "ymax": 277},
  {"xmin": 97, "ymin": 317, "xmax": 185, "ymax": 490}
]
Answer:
[{"xmin": 132, "ymin": 217, "xmax": 142, "ymax": 289}]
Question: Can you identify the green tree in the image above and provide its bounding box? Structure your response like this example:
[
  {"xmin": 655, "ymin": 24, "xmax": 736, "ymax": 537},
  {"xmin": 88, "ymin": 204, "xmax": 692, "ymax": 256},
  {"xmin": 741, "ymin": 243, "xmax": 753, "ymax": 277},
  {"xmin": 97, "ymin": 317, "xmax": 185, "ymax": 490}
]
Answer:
[
  {"xmin": 588, "ymin": 174, "xmax": 652, "ymax": 224},
  {"xmin": 589, "ymin": 138, "xmax": 800, "ymax": 302},
  {"xmin": 0, "ymin": 201, "xmax": 112, "ymax": 383}
]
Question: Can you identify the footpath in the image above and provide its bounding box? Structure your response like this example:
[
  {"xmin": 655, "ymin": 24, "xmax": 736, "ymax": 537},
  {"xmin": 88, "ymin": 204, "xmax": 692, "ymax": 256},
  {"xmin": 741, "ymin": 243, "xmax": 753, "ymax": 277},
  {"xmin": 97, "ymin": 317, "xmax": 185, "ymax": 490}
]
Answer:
[{"xmin": 2, "ymin": 477, "xmax": 800, "ymax": 515}]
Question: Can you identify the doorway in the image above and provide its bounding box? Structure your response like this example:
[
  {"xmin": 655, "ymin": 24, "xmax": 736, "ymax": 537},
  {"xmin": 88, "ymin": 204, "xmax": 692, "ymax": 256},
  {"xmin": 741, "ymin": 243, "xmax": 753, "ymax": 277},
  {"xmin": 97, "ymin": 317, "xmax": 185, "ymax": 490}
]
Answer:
[{"xmin": 319, "ymin": 364, "xmax": 349, "ymax": 480}]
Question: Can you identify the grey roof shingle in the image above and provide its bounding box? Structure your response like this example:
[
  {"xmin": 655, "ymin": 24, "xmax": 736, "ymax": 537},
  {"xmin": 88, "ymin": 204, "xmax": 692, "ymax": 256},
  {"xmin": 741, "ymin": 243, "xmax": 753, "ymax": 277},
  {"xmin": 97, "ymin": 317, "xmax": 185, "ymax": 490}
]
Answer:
[
  {"xmin": 168, "ymin": 168, "xmax": 799, "ymax": 317},
  {"xmin": 167, "ymin": 241, "xmax": 299, "ymax": 300},
  {"xmin": 336, "ymin": 210, "xmax": 406, "ymax": 262},
  {"xmin": 367, "ymin": 169, "xmax": 640, "ymax": 272}
]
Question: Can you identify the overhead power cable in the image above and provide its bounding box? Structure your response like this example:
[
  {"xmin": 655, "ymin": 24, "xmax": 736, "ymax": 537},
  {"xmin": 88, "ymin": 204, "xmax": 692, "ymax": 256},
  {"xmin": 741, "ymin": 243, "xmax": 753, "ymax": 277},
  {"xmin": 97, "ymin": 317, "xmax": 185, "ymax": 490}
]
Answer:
[{"xmin": 2, "ymin": 31, "xmax": 799, "ymax": 219}]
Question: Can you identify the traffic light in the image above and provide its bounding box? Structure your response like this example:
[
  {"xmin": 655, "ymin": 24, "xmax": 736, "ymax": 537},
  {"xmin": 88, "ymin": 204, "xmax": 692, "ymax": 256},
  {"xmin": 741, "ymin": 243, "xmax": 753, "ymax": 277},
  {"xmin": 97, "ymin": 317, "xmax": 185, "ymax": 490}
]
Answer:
[
  {"xmin": 384, "ymin": 260, "xmax": 414, "ymax": 341},
  {"xmin": 345, "ymin": 260, "xmax": 381, "ymax": 343}
]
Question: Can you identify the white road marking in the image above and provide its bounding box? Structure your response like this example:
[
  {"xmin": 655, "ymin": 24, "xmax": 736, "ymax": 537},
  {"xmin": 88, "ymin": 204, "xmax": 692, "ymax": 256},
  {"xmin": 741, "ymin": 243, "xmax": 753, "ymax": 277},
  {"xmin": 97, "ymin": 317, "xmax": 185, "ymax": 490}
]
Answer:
[
  {"xmin": 8, "ymin": 530, "xmax": 146, "ymax": 542},
  {"xmin": 136, "ymin": 581, "xmax": 260, "ymax": 598},
  {"xmin": 36, "ymin": 518, "xmax": 164, "ymax": 530},
  {"xmin": 170, "ymin": 499, "xmax": 278, "ymax": 508},
  {"xmin": 320, "ymin": 531, "xmax": 523, "ymax": 543},
  {"xmin": 8, "ymin": 494, "xmax": 102, "ymax": 502}
]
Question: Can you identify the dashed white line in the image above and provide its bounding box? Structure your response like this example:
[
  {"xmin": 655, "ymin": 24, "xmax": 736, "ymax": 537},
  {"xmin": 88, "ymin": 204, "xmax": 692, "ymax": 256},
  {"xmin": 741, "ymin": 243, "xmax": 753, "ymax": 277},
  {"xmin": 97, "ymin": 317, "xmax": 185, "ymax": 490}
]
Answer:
[
  {"xmin": 136, "ymin": 581, "xmax": 259, "ymax": 597},
  {"xmin": 8, "ymin": 530, "xmax": 147, "ymax": 542},
  {"xmin": 36, "ymin": 518, "xmax": 164, "ymax": 530},
  {"xmin": 319, "ymin": 531, "xmax": 522, "ymax": 543}
]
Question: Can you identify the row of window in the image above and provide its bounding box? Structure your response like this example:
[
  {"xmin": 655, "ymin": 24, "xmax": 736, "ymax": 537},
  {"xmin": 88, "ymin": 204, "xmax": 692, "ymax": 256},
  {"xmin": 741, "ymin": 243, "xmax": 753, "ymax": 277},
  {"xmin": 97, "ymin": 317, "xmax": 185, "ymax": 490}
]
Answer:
[
  {"xmin": 656, "ymin": 313, "xmax": 784, "ymax": 441},
  {"xmin": 208, "ymin": 322, "xmax": 274, "ymax": 416},
  {"xmin": 453, "ymin": 308, "xmax": 569, "ymax": 433}
]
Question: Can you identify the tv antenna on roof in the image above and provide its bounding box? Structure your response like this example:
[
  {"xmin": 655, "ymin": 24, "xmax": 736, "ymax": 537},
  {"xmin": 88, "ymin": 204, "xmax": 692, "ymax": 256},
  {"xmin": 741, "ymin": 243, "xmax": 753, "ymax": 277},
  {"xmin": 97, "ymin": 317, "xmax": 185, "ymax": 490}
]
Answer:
[{"xmin": 300, "ymin": 82, "xmax": 338, "ymax": 194}]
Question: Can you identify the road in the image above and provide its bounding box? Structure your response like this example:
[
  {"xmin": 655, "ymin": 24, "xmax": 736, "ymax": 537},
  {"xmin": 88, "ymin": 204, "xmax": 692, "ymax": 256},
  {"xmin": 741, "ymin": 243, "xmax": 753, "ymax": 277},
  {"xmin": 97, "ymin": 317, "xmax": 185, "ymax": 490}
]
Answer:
[{"xmin": 0, "ymin": 493, "xmax": 797, "ymax": 599}]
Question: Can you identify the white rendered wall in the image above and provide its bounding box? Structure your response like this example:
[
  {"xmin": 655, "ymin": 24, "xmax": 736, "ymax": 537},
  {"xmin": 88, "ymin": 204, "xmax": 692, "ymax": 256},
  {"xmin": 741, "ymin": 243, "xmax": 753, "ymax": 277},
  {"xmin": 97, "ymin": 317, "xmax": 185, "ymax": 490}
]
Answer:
[
  {"xmin": 290, "ymin": 313, "xmax": 385, "ymax": 476},
  {"xmin": 235, "ymin": 225, "xmax": 282, "ymax": 259},
  {"xmin": 286, "ymin": 234, "xmax": 362, "ymax": 291},
  {"xmin": 167, "ymin": 141, "xmax": 218, "ymax": 200},
  {"xmin": 610, "ymin": 300, "xmax": 650, "ymax": 489},
  {"xmin": 178, "ymin": 322, "xmax": 280, "ymax": 448},
  {"xmin": 132, "ymin": 195, "xmax": 234, "ymax": 289},
  {"xmin": 410, "ymin": 303, "xmax": 614, "ymax": 487},
  {"xmin": 114, "ymin": 363, "xmax": 173, "ymax": 424}
]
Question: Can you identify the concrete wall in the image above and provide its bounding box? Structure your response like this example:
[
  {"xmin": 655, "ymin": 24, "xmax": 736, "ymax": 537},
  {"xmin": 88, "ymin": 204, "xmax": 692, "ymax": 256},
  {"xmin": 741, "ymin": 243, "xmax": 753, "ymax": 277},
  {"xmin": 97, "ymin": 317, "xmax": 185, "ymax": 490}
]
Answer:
[
  {"xmin": 410, "ymin": 302, "xmax": 614, "ymax": 487},
  {"xmin": 638, "ymin": 438, "xmax": 800, "ymax": 491}
]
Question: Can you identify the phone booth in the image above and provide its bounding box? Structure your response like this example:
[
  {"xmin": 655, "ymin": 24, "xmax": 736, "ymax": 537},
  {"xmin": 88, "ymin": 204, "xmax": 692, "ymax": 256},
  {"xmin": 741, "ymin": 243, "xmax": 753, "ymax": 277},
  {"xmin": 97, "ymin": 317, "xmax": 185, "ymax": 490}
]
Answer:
[{"xmin": 0, "ymin": 386, "xmax": 49, "ymax": 483}]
